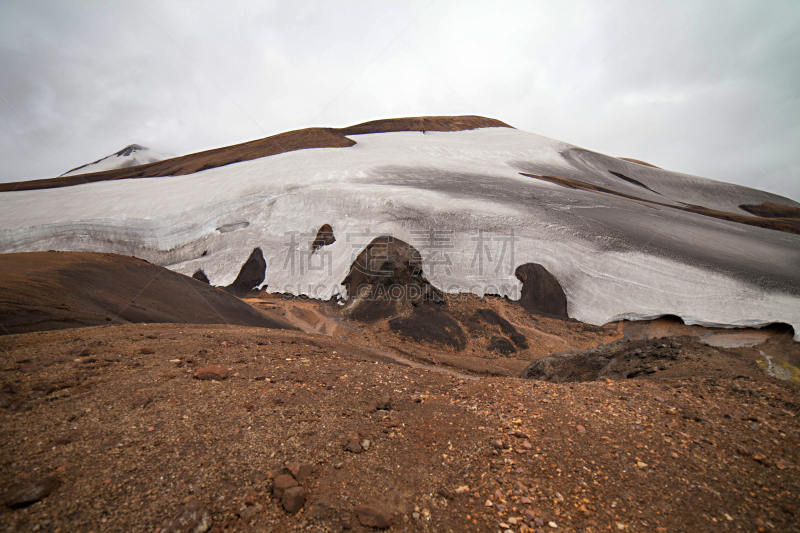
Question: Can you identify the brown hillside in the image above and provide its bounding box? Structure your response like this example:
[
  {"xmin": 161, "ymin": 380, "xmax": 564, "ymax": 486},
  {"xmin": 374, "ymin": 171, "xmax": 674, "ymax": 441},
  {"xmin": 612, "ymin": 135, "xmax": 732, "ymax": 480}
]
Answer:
[
  {"xmin": 0, "ymin": 116, "xmax": 512, "ymax": 193},
  {"xmin": 0, "ymin": 252, "xmax": 294, "ymax": 334}
]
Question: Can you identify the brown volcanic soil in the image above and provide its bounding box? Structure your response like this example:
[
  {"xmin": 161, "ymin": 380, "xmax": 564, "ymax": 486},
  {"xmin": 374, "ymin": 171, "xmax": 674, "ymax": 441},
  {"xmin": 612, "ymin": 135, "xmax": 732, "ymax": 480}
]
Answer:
[
  {"xmin": 2, "ymin": 323, "xmax": 800, "ymax": 533},
  {"xmin": 0, "ymin": 252, "xmax": 293, "ymax": 334},
  {"xmin": 2, "ymin": 253, "xmax": 800, "ymax": 532},
  {"xmin": 617, "ymin": 158, "xmax": 661, "ymax": 169},
  {"xmin": 740, "ymin": 201, "xmax": 800, "ymax": 220},
  {"xmin": 0, "ymin": 116, "xmax": 511, "ymax": 193}
]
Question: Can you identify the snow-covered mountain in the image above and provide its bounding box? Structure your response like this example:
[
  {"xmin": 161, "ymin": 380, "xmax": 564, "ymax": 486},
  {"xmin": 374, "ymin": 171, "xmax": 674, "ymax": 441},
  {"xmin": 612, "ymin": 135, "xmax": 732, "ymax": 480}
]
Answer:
[
  {"xmin": 60, "ymin": 144, "xmax": 170, "ymax": 177},
  {"xmin": 1, "ymin": 117, "xmax": 798, "ymax": 339}
]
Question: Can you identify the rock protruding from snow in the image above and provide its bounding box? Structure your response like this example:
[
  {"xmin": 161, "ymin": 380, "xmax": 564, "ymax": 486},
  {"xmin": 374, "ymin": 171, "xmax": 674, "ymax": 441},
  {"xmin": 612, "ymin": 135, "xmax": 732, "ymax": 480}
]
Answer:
[
  {"xmin": 515, "ymin": 263, "xmax": 568, "ymax": 319},
  {"xmin": 192, "ymin": 270, "xmax": 210, "ymax": 284},
  {"xmin": 61, "ymin": 144, "xmax": 170, "ymax": 177},
  {"xmin": 341, "ymin": 236, "xmax": 442, "ymax": 321},
  {"xmin": 224, "ymin": 248, "xmax": 266, "ymax": 294},
  {"xmin": 311, "ymin": 224, "xmax": 336, "ymax": 252}
]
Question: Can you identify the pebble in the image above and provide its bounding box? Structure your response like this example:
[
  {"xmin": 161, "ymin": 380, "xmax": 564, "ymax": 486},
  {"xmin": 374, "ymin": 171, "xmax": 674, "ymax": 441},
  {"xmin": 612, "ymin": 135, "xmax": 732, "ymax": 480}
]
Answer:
[
  {"xmin": 4, "ymin": 477, "xmax": 60, "ymax": 509},
  {"xmin": 375, "ymin": 395, "xmax": 392, "ymax": 410},
  {"xmin": 576, "ymin": 425, "xmax": 586, "ymax": 433},
  {"xmin": 273, "ymin": 474, "xmax": 298, "ymax": 499},
  {"xmin": 345, "ymin": 440, "xmax": 363, "ymax": 453},
  {"xmin": 361, "ymin": 439, "xmax": 371, "ymax": 451},
  {"xmin": 286, "ymin": 462, "xmax": 314, "ymax": 482},
  {"xmin": 193, "ymin": 365, "xmax": 229, "ymax": 381},
  {"xmin": 282, "ymin": 486, "xmax": 306, "ymax": 513},
  {"xmin": 355, "ymin": 505, "xmax": 393, "ymax": 529}
]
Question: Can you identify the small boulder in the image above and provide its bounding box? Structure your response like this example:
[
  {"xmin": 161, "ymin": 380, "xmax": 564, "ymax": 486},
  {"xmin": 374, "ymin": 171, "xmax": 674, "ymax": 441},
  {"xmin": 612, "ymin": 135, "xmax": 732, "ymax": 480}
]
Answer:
[
  {"xmin": 193, "ymin": 365, "xmax": 229, "ymax": 381},
  {"xmin": 273, "ymin": 474, "xmax": 298, "ymax": 499},
  {"xmin": 282, "ymin": 486, "xmax": 306, "ymax": 514},
  {"xmin": 160, "ymin": 498, "xmax": 212, "ymax": 533},
  {"xmin": 355, "ymin": 505, "xmax": 393, "ymax": 529},
  {"xmin": 375, "ymin": 395, "xmax": 392, "ymax": 410},
  {"xmin": 4, "ymin": 476, "xmax": 60, "ymax": 509},
  {"xmin": 286, "ymin": 462, "xmax": 314, "ymax": 482},
  {"xmin": 345, "ymin": 440, "xmax": 362, "ymax": 454}
]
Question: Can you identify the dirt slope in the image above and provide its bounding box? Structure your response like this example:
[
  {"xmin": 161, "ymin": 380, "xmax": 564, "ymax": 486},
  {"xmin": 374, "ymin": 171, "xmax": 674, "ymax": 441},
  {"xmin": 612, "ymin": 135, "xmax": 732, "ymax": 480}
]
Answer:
[
  {"xmin": 1, "ymin": 323, "xmax": 798, "ymax": 533},
  {"xmin": 0, "ymin": 116, "xmax": 512, "ymax": 192},
  {"xmin": 0, "ymin": 252, "xmax": 294, "ymax": 334}
]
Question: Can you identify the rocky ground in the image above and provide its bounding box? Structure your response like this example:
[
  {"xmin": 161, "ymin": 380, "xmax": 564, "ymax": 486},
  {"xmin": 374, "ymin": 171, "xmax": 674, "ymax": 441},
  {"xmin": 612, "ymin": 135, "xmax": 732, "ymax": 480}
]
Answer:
[{"xmin": 2, "ymin": 319, "xmax": 799, "ymax": 533}]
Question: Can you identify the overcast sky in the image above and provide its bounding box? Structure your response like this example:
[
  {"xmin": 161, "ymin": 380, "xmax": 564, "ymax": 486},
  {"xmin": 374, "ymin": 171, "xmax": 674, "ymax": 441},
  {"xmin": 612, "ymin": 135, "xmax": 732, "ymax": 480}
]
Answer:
[{"xmin": 1, "ymin": 0, "xmax": 798, "ymax": 201}]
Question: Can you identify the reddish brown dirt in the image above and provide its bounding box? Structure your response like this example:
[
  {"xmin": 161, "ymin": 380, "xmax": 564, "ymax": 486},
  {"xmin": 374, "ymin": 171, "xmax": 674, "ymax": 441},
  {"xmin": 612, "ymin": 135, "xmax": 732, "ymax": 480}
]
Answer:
[
  {"xmin": 522, "ymin": 173, "xmax": 800, "ymax": 235},
  {"xmin": 0, "ymin": 252, "xmax": 293, "ymax": 334},
  {"xmin": 0, "ymin": 116, "xmax": 512, "ymax": 193},
  {"xmin": 2, "ymin": 253, "xmax": 799, "ymax": 532},
  {"xmin": 2, "ymin": 323, "xmax": 799, "ymax": 533},
  {"xmin": 740, "ymin": 202, "xmax": 800, "ymax": 220},
  {"xmin": 618, "ymin": 158, "xmax": 661, "ymax": 169}
]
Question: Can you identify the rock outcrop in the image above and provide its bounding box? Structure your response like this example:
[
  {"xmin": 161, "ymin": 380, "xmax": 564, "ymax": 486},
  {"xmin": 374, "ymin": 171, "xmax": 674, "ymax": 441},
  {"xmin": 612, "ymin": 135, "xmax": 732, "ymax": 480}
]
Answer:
[{"xmin": 515, "ymin": 263, "xmax": 568, "ymax": 319}]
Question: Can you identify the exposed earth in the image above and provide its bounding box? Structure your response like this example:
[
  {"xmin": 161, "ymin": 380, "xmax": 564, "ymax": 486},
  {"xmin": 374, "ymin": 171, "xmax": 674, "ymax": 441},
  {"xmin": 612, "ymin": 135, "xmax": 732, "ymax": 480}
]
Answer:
[{"xmin": 1, "ymin": 252, "xmax": 800, "ymax": 533}]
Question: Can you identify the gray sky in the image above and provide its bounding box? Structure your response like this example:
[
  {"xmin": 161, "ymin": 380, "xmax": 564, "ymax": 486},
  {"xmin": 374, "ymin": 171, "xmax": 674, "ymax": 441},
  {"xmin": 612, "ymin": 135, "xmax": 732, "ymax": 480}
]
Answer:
[{"xmin": 1, "ymin": 0, "xmax": 798, "ymax": 201}]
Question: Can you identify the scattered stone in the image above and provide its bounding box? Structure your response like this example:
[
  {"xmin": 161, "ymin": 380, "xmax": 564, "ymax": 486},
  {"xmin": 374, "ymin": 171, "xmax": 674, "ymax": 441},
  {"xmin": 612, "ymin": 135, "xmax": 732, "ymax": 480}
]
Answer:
[
  {"xmin": 282, "ymin": 486, "xmax": 306, "ymax": 513},
  {"xmin": 273, "ymin": 474, "xmax": 298, "ymax": 499},
  {"xmin": 286, "ymin": 462, "xmax": 314, "ymax": 481},
  {"xmin": 4, "ymin": 476, "xmax": 60, "ymax": 509},
  {"xmin": 376, "ymin": 395, "xmax": 392, "ymax": 410},
  {"xmin": 71, "ymin": 347, "xmax": 91, "ymax": 358},
  {"xmin": 576, "ymin": 425, "xmax": 586, "ymax": 433},
  {"xmin": 345, "ymin": 440, "xmax": 363, "ymax": 453},
  {"xmin": 17, "ymin": 363, "xmax": 39, "ymax": 374},
  {"xmin": 131, "ymin": 394, "xmax": 152, "ymax": 408},
  {"xmin": 361, "ymin": 439, "xmax": 371, "ymax": 451},
  {"xmin": 103, "ymin": 354, "xmax": 124, "ymax": 362},
  {"xmin": 355, "ymin": 505, "xmax": 393, "ymax": 529},
  {"xmin": 239, "ymin": 502, "xmax": 262, "ymax": 520},
  {"xmin": 160, "ymin": 498, "xmax": 212, "ymax": 533},
  {"xmin": 193, "ymin": 365, "xmax": 229, "ymax": 381},
  {"xmin": 140, "ymin": 347, "xmax": 155, "ymax": 354}
]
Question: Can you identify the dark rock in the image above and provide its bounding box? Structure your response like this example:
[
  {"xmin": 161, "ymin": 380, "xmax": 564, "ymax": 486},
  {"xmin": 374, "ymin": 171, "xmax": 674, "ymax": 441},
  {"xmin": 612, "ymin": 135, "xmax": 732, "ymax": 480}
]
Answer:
[
  {"xmin": 515, "ymin": 263, "xmax": 568, "ymax": 319},
  {"xmin": 475, "ymin": 309, "xmax": 529, "ymax": 348},
  {"xmin": 17, "ymin": 363, "xmax": 39, "ymax": 374},
  {"xmin": 355, "ymin": 505, "xmax": 393, "ymax": 529},
  {"xmin": 341, "ymin": 236, "xmax": 443, "ymax": 322},
  {"xmin": 388, "ymin": 306, "xmax": 466, "ymax": 350},
  {"xmin": 488, "ymin": 336, "xmax": 517, "ymax": 355},
  {"xmin": 131, "ymin": 394, "xmax": 152, "ymax": 408},
  {"xmin": 282, "ymin": 486, "xmax": 306, "ymax": 513},
  {"xmin": 4, "ymin": 476, "xmax": 60, "ymax": 508},
  {"xmin": 160, "ymin": 498, "xmax": 212, "ymax": 533},
  {"xmin": 71, "ymin": 347, "xmax": 91, "ymax": 358},
  {"xmin": 272, "ymin": 474, "xmax": 298, "ymax": 499},
  {"xmin": 286, "ymin": 462, "xmax": 314, "ymax": 482},
  {"xmin": 140, "ymin": 347, "xmax": 155, "ymax": 354},
  {"xmin": 193, "ymin": 365, "xmax": 229, "ymax": 381},
  {"xmin": 375, "ymin": 395, "xmax": 392, "ymax": 410},
  {"xmin": 0, "ymin": 383, "xmax": 18, "ymax": 409},
  {"xmin": 225, "ymin": 248, "xmax": 266, "ymax": 294},
  {"xmin": 311, "ymin": 223, "xmax": 336, "ymax": 252},
  {"xmin": 103, "ymin": 354, "xmax": 124, "ymax": 362},
  {"xmin": 192, "ymin": 270, "xmax": 210, "ymax": 284},
  {"xmin": 345, "ymin": 440, "xmax": 363, "ymax": 454}
]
